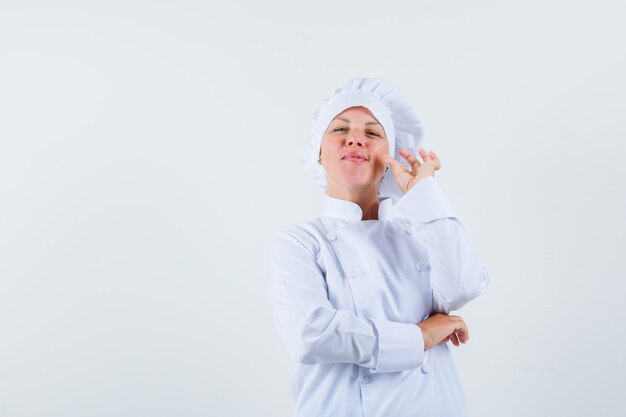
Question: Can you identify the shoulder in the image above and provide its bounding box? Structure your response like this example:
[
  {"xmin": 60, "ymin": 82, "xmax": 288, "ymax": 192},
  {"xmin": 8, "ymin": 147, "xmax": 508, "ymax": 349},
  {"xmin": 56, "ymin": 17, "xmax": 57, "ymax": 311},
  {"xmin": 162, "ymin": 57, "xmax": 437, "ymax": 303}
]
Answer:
[{"xmin": 270, "ymin": 219, "xmax": 324, "ymax": 256}]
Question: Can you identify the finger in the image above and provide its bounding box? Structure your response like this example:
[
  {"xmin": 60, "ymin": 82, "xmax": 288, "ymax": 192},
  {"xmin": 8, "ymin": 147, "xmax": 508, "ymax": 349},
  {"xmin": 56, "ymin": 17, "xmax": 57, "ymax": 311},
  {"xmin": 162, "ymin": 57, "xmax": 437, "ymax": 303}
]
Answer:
[
  {"xmin": 399, "ymin": 148, "xmax": 422, "ymax": 175},
  {"xmin": 449, "ymin": 331, "xmax": 460, "ymax": 347},
  {"xmin": 419, "ymin": 149, "xmax": 437, "ymax": 176},
  {"xmin": 384, "ymin": 154, "xmax": 409, "ymax": 176},
  {"xmin": 384, "ymin": 155, "xmax": 414, "ymax": 192},
  {"xmin": 440, "ymin": 336, "xmax": 450, "ymax": 345},
  {"xmin": 428, "ymin": 150, "xmax": 441, "ymax": 170},
  {"xmin": 456, "ymin": 327, "xmax": 469, "ymax": 343},
  {"xmin": 455, "ymin": 319, "xmax": 470, "ymax": 342}
]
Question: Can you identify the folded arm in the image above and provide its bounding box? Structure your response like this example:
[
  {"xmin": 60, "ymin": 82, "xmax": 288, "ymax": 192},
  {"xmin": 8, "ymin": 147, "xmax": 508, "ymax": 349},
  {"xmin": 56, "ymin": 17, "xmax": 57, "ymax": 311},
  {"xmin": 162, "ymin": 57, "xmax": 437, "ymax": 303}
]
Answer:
[{"xmin": 269, "ymin": 230, "xmax": 425, "ymax": 373}]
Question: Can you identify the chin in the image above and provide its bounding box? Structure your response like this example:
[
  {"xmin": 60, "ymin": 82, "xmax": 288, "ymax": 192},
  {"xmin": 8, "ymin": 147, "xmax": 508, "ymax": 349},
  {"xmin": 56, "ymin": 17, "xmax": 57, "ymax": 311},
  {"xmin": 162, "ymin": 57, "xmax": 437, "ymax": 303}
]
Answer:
[
  {"xmin": 327, "ymin": 168, "xmax": 381, "ymax": 192},
  {"xmin": 339, "ymin": 177, "xmax": 379, "ymax": 190}
]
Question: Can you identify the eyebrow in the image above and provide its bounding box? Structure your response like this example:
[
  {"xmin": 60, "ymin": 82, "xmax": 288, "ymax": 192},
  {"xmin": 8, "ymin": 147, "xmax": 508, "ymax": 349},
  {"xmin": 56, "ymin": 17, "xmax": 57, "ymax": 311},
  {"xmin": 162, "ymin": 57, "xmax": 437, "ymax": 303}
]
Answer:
[{"xmin": 334, "ymin": 117, "xmax": 381, "ymax": 126}]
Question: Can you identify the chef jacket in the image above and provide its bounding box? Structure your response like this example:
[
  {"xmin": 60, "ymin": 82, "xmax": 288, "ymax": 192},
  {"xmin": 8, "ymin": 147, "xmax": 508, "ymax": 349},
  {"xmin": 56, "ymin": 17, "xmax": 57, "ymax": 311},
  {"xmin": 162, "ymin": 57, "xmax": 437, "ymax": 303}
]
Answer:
[{"xmin": 268, "ymin": 176, "xmax": 490, "ymax": 417}]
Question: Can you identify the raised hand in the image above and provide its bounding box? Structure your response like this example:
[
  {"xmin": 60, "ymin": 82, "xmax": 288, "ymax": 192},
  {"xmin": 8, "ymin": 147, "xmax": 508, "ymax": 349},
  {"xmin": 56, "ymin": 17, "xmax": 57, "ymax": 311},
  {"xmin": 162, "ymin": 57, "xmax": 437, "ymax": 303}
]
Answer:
[{"xmin": 383, "ymin": 148, "xmax": 441, "ymax": 194}]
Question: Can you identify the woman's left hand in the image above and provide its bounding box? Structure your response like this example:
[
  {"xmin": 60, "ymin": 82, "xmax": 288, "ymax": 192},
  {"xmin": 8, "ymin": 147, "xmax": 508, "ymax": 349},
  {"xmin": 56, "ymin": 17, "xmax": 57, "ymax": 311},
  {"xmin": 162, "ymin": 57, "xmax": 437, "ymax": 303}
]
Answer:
[{"xmin": 384, "ymin": 148, "xmax": 441, "ymax": 194}]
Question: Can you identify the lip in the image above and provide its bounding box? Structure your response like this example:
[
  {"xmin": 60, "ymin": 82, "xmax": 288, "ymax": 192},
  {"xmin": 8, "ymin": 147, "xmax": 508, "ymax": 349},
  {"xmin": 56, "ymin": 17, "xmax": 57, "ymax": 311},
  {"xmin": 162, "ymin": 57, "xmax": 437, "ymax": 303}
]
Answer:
[{"xmin": 342, "ymin": 151, "xmax": 369, "ymax": 164}]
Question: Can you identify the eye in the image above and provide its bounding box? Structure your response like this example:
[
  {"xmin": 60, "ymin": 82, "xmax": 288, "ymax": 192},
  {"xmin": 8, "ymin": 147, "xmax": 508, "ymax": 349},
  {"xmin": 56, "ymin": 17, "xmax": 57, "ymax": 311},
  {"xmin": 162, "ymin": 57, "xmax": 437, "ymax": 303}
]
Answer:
[
  {"xmin": 368, "ymin": 131, "xmax": 381, "ymax": 137},
  {"xmin": 333, "ymin": 127, "xmax": 347, "ymax": 132}
]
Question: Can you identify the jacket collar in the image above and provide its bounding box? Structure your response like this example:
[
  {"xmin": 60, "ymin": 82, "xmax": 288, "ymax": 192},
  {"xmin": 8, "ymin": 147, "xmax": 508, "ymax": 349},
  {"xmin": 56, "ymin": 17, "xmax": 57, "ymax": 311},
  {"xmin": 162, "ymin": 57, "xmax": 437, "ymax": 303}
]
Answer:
[{"xmin": 322, "ymin": 195, "xmax": 393, "ymax": 222}]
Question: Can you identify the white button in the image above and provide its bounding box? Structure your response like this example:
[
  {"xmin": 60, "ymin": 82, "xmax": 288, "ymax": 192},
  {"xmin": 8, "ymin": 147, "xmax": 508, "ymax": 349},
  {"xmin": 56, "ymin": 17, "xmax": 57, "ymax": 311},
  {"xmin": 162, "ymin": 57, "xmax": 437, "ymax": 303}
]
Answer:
[
  {"xmin": 361, "ymin": 375, "xmax": 370, "ymax": 383},
  {"xmin": 344, "ymin": 269, "xmax": 358, "ymax": 279},
  {"xmin": 416, "ymin": 262, "xmax": 424, "ymax": 271},
  {"xmin": 404, "ymin": 228, "xmax": 413, "ymax": 235},
  {"xmin": 421, "ymin": 363, "xmax": 431, "ymax": 374},
  {"xmin": 326, "ymin": 232, "xmax": 337, "ymax": 241}
]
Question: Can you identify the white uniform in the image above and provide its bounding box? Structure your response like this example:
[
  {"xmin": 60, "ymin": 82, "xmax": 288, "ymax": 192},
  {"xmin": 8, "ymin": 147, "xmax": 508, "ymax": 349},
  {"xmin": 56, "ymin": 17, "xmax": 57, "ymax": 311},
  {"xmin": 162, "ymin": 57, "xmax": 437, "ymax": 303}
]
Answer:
[{"xmin": 269, "ymin": 176, "xmax": 490, "ymax": 417}]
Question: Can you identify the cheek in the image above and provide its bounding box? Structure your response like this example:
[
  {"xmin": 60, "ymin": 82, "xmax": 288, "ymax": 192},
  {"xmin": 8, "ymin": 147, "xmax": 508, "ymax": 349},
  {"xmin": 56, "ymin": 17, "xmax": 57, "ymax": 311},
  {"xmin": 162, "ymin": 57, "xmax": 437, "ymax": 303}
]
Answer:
[
  {"xmin": 321, "ymin": 138, "xmax": 342, "ymax": 157},
  {"xmin": 320, "ymin": 134, "xmax": 336, "ymax": 150},
  {"xmin": 372, "ymin": 141, "xmax": 389, "ymax": 158}
]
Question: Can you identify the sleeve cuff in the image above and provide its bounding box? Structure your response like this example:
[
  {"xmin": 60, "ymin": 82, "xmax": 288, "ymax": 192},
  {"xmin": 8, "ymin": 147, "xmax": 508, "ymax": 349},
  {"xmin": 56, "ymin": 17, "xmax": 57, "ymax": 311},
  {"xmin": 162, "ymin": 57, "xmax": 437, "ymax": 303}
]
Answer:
[
  {"xmin": 366, "ymin": 318, "xmax": 425, "ymax": 373},
  {"xmin": 391, "ymin": 176, "xmax": 457, "ymax": 222}
]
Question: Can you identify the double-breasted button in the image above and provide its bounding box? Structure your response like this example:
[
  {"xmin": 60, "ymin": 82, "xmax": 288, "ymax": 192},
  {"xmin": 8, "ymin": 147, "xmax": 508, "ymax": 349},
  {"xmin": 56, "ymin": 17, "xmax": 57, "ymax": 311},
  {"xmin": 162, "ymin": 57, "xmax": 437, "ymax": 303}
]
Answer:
[
  {"xmin": 361, "ymin": 375, "xmax": 370, "ymax": 383},
  {"xmin": 416, "ymin": 262, "xmax": 424, "ymax": 271},
  {"xmin": 404, "ymin": 228, "xmax": 413, "ymax": 236},
  {"xmin": 421, "ymin": 363, "xmax": 431, "ymax": 374},
  {"xmin": 326, "ymin": 232, "xmax": 337, "ymax": 241},
  {"xmin": 344, "ymin": 269, "xmax": 357, "ymax": 279}
]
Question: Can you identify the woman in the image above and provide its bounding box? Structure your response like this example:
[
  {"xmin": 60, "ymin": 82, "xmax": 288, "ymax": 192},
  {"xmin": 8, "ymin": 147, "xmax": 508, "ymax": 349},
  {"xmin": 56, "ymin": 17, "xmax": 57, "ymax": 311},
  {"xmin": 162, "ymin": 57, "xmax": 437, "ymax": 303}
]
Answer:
[{"xmin": 269, "ymin": 78, "xmax": 490, "ymax": 417}]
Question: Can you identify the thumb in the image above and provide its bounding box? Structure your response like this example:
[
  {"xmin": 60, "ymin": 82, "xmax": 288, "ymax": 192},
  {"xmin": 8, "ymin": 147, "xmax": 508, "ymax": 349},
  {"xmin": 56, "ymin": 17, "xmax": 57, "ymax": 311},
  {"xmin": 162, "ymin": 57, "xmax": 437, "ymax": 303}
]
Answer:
[
  {"xmin": 384, "ymin": 155, "xmax": 408, "ymax": 177},
  {"xmin": 384, "ymin": 155, "xmax": 410, "ymax": 192}
]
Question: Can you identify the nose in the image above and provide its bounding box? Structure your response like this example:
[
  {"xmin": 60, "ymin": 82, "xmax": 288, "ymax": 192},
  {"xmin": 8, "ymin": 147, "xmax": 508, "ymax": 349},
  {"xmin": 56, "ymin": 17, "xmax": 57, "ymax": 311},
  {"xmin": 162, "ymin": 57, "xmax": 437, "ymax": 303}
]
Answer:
[{"xmin": 346, "ymin": 135, "xmax": 364, "ymax": 147}]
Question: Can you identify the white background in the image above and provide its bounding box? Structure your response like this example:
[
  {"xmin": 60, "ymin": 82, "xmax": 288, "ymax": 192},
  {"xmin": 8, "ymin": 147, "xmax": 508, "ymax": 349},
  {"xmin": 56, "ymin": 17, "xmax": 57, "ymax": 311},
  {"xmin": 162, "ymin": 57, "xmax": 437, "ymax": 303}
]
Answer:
[{"xmin": 1, "ymin": 1, "xmax": 625, "ymax": 416}]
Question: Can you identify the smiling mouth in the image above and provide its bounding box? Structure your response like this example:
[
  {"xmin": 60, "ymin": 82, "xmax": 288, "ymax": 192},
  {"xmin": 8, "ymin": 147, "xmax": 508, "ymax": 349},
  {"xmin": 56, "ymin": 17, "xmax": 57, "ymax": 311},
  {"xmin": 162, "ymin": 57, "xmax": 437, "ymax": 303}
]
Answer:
[
  {"xmin": 343, "ymin": 154, "xmax": 369, "ymax": 164},
  {"xmin": 343, "ymin": 156, "xmax": 368, "ymax": 163}
]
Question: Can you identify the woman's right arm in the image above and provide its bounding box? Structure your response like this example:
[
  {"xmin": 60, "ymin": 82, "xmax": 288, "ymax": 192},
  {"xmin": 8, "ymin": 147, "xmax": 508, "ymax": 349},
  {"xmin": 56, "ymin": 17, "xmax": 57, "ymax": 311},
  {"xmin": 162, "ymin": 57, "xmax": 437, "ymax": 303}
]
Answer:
[{"xmin": 268, "ymin": 230, "xmax": 427, "ymax": 373}]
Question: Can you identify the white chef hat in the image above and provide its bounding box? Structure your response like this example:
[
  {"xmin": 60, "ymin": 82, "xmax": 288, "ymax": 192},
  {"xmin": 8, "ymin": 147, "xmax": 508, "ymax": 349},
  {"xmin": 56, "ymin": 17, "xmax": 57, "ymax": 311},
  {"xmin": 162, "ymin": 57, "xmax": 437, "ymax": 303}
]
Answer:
[{"xmin": 299, "ymin": 77, "xmax": 425, "ymax": 204}]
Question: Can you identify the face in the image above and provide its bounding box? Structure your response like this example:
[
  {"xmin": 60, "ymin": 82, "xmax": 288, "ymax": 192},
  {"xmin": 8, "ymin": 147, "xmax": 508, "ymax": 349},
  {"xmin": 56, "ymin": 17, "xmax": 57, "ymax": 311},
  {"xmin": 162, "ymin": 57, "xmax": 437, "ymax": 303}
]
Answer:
[{"xmin": 319, "ymin": 106, "xmax": 389, "ymax": 195}]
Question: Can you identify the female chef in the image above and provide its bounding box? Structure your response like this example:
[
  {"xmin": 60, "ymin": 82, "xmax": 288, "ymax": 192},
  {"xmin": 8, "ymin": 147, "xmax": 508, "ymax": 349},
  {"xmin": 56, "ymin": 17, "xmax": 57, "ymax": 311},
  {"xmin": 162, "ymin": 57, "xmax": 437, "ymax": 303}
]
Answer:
[{"xmin": 268, "ymin": 77, "xmax": 490, "ymax": 417}]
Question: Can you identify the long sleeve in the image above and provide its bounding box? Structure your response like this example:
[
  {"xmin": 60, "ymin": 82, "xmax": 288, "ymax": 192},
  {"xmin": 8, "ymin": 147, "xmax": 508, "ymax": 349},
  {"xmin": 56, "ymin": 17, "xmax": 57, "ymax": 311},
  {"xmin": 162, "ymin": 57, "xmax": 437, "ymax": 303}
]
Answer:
[
  {"xmin": 392, "ymin": 176, "xmax": 490, "ymax": 313},
  {"xmin": 269, "ymin": 230, "xmax": 425, "ymax": 373}
]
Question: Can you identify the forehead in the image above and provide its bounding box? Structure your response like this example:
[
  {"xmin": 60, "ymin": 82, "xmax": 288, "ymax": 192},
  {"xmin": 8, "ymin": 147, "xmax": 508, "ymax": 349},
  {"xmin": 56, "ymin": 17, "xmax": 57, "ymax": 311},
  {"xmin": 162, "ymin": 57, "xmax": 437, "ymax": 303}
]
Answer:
[{"xmin": 331, "ymin": 106, "xmax": 380, "ymax": 123}]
